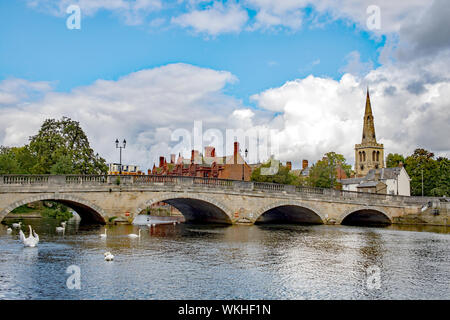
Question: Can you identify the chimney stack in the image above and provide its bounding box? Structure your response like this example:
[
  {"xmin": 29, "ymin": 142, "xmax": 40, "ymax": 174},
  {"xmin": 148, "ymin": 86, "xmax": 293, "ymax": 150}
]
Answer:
[
  {"xmin": 205, "ymin": 146, "xmax": 215, "ymax": 158},
  {"xmin": 234, "ymin": 141, "xmax": 239, "ymax": 164},
  {"xmin": 302, "ymin": 159, "xmax": 309, "ymax": 170},
  {"xmin": 286, "ymin": 161, "xmax": 292, "ymax": 171},
  {"xmin": 399, "ymin": 161, "xmax": 403, "ymax": 168},
  {"xmin": 170, "ymin": 154, "xmax": 176, "ymax": 164},
  {"xmin": 159, "ymin": 156, "xmax": 165, "ymax": 168}
]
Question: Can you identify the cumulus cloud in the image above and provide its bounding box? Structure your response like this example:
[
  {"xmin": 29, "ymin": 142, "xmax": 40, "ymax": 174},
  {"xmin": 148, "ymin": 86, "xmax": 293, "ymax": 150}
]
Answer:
[
  {"xmin": 251, "ymin": 58, "xmax": 450, "ymax": 167},
  {"xmin": 0, "ymin": 64, "xmax": 241, "ymax": 170},
  {"xmin": 171, "ymin": 2, "xmax": 248, "ymax": 36}
]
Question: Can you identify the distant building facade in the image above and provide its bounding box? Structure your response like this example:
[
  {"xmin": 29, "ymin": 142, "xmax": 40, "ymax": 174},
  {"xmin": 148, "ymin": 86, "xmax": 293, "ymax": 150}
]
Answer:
[
  {"xmin": 340, "ymin": 165, "xmax": 411, "ymax": 196},
  {"xmin": 354, "ymin": 89, "xmax": 385, "ymax": 177},
  {"xmin": 151, "ymin": 142, "xmax": 251, "ymax": 181},
  {"xmin": 108, "ymin": 163, "xmax": 143, "ymax": 175}
]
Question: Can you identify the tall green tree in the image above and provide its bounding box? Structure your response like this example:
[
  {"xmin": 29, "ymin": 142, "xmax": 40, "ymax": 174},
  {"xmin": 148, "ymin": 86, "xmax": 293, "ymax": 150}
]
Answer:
[
  {"xmin": 0, "ymin": 146, "xmax": 20, "ymax": 174},
  {"xmin": 430, "ymin": 157, "xmax": 450, "ymax": 197},
  {"xmin": 404, "ymin": 148, "xmax": 439, "ymax": 196},
  {"xmin": 307, "ymin": 152, "xmax": 351, "ymax": 188},
  {"xmin": 28, "ymin": 117, "xmax": 108, "ymax": 174},
  {"xmin": 386, "ymin": 153, "xmax": 405, "ymax": 168},
  {"xmin": 251, "ymin": 159, "xmax": 300, "ymax": 185}
]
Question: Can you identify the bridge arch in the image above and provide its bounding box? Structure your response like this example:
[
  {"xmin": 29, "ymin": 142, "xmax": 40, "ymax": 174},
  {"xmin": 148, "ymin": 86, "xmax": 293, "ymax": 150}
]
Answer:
[
  {"xmin": 134, "ymin": 193, "xmax": 233, "ymax": 224},
  {"xmin": 0, "ymin": 194, "xmax": 106, "ymax": 224},
  {"xmin": 254, "ymin": 200, "xmax": 325, "ymax": 224},
  {"xmin": 338, "ymin": 206, "xmax": 392, "ymax": 226}
]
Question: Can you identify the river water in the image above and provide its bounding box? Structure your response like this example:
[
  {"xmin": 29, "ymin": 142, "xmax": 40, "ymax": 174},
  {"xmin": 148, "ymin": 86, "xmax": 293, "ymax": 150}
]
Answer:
[{"xmin": 0, "ymin": 218, "xmax": 449, "ymax": 300}]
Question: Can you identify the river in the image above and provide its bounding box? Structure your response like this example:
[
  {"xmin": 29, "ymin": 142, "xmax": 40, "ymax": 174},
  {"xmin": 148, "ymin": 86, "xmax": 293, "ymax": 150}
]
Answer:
[{"xmin": 0, "ymin": 218, "xmax": 449, "ymax": 300}]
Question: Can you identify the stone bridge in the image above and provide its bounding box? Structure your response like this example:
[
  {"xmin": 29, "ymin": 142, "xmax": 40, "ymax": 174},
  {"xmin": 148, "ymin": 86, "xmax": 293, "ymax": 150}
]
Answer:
[{"xmin": 0, "ymin": 175, "xmax": 443, "ymax": 226}]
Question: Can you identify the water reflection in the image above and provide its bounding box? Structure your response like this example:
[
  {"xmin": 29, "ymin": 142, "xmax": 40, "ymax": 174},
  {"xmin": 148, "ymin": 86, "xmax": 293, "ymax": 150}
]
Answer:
[{"xmin": 0, "ymin": 219, "xmax": 449, "ymax": 299}]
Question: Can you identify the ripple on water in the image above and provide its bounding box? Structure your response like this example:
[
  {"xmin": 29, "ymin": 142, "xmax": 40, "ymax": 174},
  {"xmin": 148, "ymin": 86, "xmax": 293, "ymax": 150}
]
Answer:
[{"xmin": 0, "ymin": 220, "xmax": 449, "ymax": 299}]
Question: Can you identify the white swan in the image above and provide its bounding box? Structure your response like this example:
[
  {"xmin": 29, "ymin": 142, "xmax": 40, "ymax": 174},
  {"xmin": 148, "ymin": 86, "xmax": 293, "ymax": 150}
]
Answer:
[
  {"xmin": 128, "ymin": 229, "xmax": 141, "ymax": 238},
  {"xmin": 104, "ymin": 252, "xmax": 114, "ymax": 261},
  {"xmin": 6, "ymin": 227, "xmax": 12, "ymax": 233},
  {"xmin": 61, "ymin": 222, "xmax": 66, "ymax": 228},
  {"xmin": 19, "ymin": 225, "xmax": 39, "ymax": 247},
  {"xmin": 12, "ymin": 222, "xmax": 22, "ymax": 228},
  {"xmin": 56, "ymin": 226, "xmax": 65, "ymax": 232},
  {"xmin": 100, "ymin": 229, "xmax": 107, "ymax": 238}
]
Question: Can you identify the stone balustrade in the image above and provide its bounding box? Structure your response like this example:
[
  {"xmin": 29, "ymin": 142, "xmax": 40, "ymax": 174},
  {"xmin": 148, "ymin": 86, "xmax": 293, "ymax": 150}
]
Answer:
[{"xmin": 0, "ymin": 174, "xmax": 443, "ymax": 205}]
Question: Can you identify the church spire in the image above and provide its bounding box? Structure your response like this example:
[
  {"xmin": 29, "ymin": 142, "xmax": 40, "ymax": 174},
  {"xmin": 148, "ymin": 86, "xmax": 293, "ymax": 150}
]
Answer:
[{"xmin": 362, "ymin": 87, "xmax": 376, "ymax": 144}]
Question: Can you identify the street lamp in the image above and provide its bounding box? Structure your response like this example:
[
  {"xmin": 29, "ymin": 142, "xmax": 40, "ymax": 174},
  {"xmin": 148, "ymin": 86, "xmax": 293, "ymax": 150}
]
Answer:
[
  {"xmin": 115, "ymin": 138, "xmax": 126, "ymax": 175},
  {"xmin": 242, "ymin": 148, "xmax": 248, "ymax": 181}
]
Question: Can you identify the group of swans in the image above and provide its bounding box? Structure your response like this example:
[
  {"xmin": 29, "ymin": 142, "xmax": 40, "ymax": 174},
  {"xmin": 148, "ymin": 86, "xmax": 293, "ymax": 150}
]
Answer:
[
  {"xmin": 99, "ymin": 228, "xmax": 142, "ymax": 239},
  {"xmin": 19, "ymin": 225, "xmax": 39, "ymax": 247}
]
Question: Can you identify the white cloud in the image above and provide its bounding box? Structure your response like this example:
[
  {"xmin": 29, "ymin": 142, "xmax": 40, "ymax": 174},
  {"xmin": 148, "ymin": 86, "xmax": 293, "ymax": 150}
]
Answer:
[
  {"xmin": 339, "ymin": 51, "xmax": 373, "ymax": 77},
  {"xmin": 171, "ymin": 2, "xmax": 248, "ymax": 36},
  {"xmin": 0, "ymin": 64, "xmax": 241, "ymax": 170},
  {"xmin": 251, "ymin": 57, "xmax": 450, "ymax": 167}
]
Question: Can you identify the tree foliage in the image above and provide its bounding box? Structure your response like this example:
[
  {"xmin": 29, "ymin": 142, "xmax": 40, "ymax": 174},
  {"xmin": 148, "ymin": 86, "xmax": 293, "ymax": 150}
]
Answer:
[
  {"xmin": 307, "ymin": 152, "xmax": 351, "ymax": 188},
  {"xmin": 251, "ymin": 159, "xmax": 300, "ymax": 185},
  {"xmin": 0, "ymin": 117, "xmax": 107, "ymax": 174},
  {"xmin": 386, "ymin": 153, "xmax": 405, "ymax": 168},
  {"xmin": 403, "ymin": 148, "xmax": 449, "ymax": 197}
]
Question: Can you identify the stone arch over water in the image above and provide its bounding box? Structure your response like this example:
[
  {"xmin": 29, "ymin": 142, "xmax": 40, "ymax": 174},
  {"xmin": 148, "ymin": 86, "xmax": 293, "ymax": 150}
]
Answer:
[
  {"xmin": 0, "ymin": 194, "xmax": 106, "ymax": 224},
  {"xmin": 254, "ymin": 200, "xmax": 325, "ymax": 224},
  {"xmin": 134, "ymin": 193, "xmax": 233, "ymax": 224},
  {"xmin": 339, "ymin": 207, "xmax": 392, "ymax": 226}
]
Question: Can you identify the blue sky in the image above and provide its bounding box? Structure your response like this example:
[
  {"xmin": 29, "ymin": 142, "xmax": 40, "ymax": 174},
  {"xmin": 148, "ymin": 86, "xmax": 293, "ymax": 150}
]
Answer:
[{"xmin": 0, "ymin": 1, "xmax": 383, "ymax": 105}]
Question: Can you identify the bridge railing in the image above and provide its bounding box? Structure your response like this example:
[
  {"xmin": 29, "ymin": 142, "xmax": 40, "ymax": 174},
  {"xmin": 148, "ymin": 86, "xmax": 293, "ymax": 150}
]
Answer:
[{"xmin": 0, "ymin": 174, "xmax": 441, "ymax": 204}]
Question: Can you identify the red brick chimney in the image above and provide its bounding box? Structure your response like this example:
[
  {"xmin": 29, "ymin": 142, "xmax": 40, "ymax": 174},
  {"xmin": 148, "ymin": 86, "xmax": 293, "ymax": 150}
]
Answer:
[
  {"xmin": 159, "ymin": 156, "xmax": 165, "ymax": 168},
  {"xmin": 286, "ymin": 161, "xmax": 292, "ymax": 171},
  {"xmin": 234, "ymin": 141, "xmax": 239, "ymax": 164},
  {"xmin": 302, "ymin": 159, "xmax": 308, "ymax": 170},
  {"xmin": 205, "ymin": 146, "xmax": 215, "ymax": 158},
  {"xmin": 399, "ymin": 161, "xmax": 403, "ymax": 168}
]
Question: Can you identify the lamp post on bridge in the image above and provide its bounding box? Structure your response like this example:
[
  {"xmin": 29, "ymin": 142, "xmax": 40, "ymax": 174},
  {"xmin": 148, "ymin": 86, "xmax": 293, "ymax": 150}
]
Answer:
[
  {"xmin": 241, "ymin": 148, "xmax": 248, "ymax": 181},
  {"xmin": 115, "ymin": 138, "xmax": 126, "ymax": 175}
]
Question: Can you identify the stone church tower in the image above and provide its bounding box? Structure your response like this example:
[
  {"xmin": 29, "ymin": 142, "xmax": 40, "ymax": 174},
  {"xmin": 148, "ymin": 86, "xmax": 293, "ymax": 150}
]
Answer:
[{"xmin": 354, "ymin": 89, "xmax": 384, "ymax": 177}]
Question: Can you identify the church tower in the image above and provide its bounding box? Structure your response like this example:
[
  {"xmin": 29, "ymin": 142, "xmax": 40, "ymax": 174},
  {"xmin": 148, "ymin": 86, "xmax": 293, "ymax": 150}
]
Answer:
[{"xmin": 354, "ymin": 89, "xmax": 384, "ymax": 177}]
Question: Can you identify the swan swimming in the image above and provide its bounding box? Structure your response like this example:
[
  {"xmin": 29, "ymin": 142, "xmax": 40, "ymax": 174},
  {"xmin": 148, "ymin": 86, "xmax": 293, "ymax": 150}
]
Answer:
[
  {"xmin": 104, "ymin": 252, "xmax": 114, "ymax": 261},
  {"xmin": 56, "ymin": 226, "xmax": 65, "ymax": 232},
  {"xmin": 12, "ymin": 222, "xmax": 22, "ymax": 228},
  {"xmin": 6, "ymin": 227, "xmax": 12, "ymax": 233},
  {"xmin": 100, "ymin": 229, "xmax": 107, "ymax": 238},
  {"xmin": 128, "ymin": 229, "xmax": 141, "ymax": 238},
  {"xmin": 19, "ymin": 225, "xmax": 39, "ymax": 247}
]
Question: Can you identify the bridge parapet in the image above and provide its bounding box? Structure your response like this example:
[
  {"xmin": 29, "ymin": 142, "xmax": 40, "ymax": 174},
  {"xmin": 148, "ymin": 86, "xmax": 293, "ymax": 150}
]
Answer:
[{"xmin": 0, "ymin": 174, "xmax": 441, "ymax": 205}]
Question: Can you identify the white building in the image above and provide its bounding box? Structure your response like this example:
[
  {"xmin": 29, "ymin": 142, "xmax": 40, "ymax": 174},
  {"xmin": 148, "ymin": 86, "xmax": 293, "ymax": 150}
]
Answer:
[
  {"xmin": 108, "ymin": 163, "xmax": 140, "ymax": 175},
  {"xmin": 340, "ymin": 166, "xmax": 411, "ymax": 196}
]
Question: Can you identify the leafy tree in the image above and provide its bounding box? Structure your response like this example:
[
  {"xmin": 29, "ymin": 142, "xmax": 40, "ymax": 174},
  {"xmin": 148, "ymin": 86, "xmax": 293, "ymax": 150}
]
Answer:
[
  {"xmin": 28, "ymin": 117, "xmax": 108, "ymax": 174},
  {"xmin": 404, "ymin": 148, "xmax": 439, "ymax": 196},
  {"xmin": 307, "ymin": 152, "xmax": 351, "ymax": 188},
  {"xmin": 430, "ymin": 157, "xmax": 450, "ymax": 197},
  {"xmin": 251, "ymin": 159, "xmax": 300, "ymax": 185},
  {"xmin": 386, "ymin": 153, "xmax": 405, "ymax": 168},
  {"xmin": 50, "ymin": 154, "xmax": 75, "ymax": 174},
  {"xmin": 0, "ymin": 147, "xmax": 20, "ymax": 174}
]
